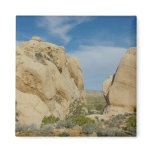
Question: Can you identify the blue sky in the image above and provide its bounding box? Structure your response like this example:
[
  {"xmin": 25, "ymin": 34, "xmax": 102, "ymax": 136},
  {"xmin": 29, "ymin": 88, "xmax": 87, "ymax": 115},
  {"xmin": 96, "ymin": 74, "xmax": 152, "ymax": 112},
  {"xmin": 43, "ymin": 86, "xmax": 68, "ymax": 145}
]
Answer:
[{"xmin": 16, "ymin": 16, "xmax": 136, "ymax": 91}]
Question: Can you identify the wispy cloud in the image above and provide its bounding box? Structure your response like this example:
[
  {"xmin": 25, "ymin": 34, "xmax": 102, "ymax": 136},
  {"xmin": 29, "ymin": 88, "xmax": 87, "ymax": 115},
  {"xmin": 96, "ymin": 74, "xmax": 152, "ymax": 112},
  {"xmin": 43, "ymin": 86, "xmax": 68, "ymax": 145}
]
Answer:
[
  {"xmin": 17, "ymin": 31, "xmax": 47, "ymax": 42},
  {"xmin": 37, "ymin": 16, "xmax": 92, "ymax": 44},
  {"xmin": 69, "ymin": 45, "xmax": 127, "ymax": 91}
]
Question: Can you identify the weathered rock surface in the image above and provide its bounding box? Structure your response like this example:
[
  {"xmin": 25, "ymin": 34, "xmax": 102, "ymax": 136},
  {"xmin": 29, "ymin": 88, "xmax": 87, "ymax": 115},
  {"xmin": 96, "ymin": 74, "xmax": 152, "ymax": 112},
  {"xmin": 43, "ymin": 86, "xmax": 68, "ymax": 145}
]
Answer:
[
  {"xmin": 102, "ymin": 75, "xmax": 113, "ymax": 105},
  {"xmin": 102, "ymin": 47, "xmax": 136, "ymax": 114},
  {"xmin": 16, "ymin": 90, "xmax": 51, "ymax": 128},
  {"xmin": 16, "ymin": 37, "xmax": 86, "ymax": 128}
]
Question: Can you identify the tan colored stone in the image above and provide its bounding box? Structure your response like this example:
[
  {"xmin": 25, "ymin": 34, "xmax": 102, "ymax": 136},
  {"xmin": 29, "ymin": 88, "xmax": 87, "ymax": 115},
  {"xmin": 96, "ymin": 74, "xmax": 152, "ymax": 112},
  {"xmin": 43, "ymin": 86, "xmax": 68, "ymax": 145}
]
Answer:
[
  {"xmin": 102, "ymin": 47, "xmax": 136, "ymax": 114},
  {"xmin": 16, "ymin": 37, "xmax": 86, "ymax": 127},
  {"xmin": 16, "ymin": 90, "xmax": 50, "ymax": 128},
  {"xmin": 32, "ymin": 36, "xmax": 42, "ymax": 42},
  {"xmin": 102, "ymin": 75, "xmax": 113, "ymax": 97}
]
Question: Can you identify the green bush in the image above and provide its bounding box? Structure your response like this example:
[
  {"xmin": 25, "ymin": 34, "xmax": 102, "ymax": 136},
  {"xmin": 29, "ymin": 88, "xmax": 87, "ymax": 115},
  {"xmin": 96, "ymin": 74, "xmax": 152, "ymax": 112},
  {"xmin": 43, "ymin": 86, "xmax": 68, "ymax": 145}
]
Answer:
[
  {"xmin": 82, "ymin": 123, "xmax": 98, "ymax": 134},
  {"xmin": 68, "ymin": 100, "xmax": 86, "ymax": 118},
  {"xmin": 72, "ymin": 116, "xmax": 95, "ymax": 126},
  {"xmin": 41, "ymin": 115, "xmax": 60, "ymax": 126},
  {"xmin": 126, "ymin": 115, "xmax": 136, "ymax": 128},
  {"xmin": 125, "ymin": 115, "xmax": 136, "ymax": 136},
  {"xmin": 87, "ymin": 96, "xmax": 106, "ymax": 114},
  {"xmin": 59, "ymin": 132, "xmax": 70, "ymax": 137}
]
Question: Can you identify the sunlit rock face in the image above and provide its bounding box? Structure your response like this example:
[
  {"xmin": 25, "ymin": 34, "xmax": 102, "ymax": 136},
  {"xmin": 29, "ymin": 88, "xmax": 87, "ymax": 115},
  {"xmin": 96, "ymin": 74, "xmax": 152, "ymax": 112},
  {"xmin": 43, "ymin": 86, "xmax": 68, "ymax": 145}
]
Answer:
[
  {"xmin": 102, "ymin": 47, "xmax": 136, "ymax": 115},
  {"xmin": 16, "ymin": 37, "xmax": 86, "ymax": 128}
]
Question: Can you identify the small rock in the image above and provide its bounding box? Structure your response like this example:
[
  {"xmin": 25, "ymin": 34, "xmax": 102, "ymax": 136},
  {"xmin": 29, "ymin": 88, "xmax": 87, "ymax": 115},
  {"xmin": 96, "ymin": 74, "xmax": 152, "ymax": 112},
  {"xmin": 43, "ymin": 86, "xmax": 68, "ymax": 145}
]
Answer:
[{"xmin": 32, "ymin": 36, "xmax": 42, "ymax": 42}]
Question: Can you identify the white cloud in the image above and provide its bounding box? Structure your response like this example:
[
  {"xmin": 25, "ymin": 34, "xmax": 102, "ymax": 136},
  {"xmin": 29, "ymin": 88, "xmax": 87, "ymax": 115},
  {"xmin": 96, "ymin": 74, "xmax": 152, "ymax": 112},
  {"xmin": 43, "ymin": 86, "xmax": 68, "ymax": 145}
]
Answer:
[
  {"xmin": 37, "ymin": 16, "xmax": 91, "ymax": 44},
  {"xmin": 69, "ymin": 45, "xmax": 127, "ymax": 91}
]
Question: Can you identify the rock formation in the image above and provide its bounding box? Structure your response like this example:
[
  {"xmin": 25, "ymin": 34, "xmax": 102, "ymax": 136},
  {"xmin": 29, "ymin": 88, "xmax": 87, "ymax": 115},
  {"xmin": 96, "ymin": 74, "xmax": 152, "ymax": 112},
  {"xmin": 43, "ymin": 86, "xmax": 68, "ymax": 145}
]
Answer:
[
  {"xmin": 102, "ymin": 47, "xmax": 136, "ymax": 115},
  {"xmin": 16, "ymin": 36, "xmax": 86, "ymax": 128}
]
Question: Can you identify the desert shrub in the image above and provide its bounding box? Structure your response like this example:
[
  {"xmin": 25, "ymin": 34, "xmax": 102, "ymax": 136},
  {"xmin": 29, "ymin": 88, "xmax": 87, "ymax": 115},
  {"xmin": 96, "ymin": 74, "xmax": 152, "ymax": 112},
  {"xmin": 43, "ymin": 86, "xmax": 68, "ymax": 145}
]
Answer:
[
  {"xmin": 15, "ymin": 123, "xmax": 37, "ymax": 133},
  {"xmin": 59, "ymin": 132, "xmax": 70, "ymax": 137},
  {"xmin": 16, "ymin": 122, "xmax": 22, "ymax": 132},
  {"xmin": 40, "ymin": 124, "xmax": 54, "ymax": 135},
  {"xmin": 104, "ymin": 119, "xmax": 122, "ymax": 128},
  {"xmin": 96, "ymin": 128, "xmax": 126, "ymax": 136},
  {"xmin": 87, "ymin": 96, "xmax": 107, "ymax": 114},
  {"xmin": 100, "ymin": 119, "xmax": 105, "ymax": 122},
  {"xmin": 68, "ymin": 100, "xmax": 86, "ymax": 118},
  {"xmin": 82, "ymin": 123, "xmax": 98, "ymax": 134},
  {"xmin": 56, "ymin": 118, "xmax": 75, "ymax": 129},
  {"xmin": 27, "ymin": 124, "xmax": 37, "ymax": 133},
  {"xmin": 56, "ymin": 120, "xmax": 65, "ymax": 129},
  {"xmin": 126, "ymin": 115, "xmax": 136, "ymax": 128},
  {"xmin": 104, "ymin": 114, "xmax": 126, "ymax": 128},
  {"xmin": 95, "ymin": 116, "xmax": 99, "ymax": 120},
  {"xmin": 124, "ymin": 112, "xmax": 132, "ymax": 117},
  {"xmin": 16, "ymin": 122, "xmax": 26, "ymax": 132},
  {"xmin": 41, "ymin": 115, "xmax": 60, "ymax": 126},
  {"xmin": 125, "ymin": 126, "xmax": 136, "ymax": 136},
  {"xmin": 115, "ymin": 114, "xmax": 126, "ymax": 120},
  {"xmin": 72, "ymin": 116, "xmax": 95, "ymax": 126},
  {"xmin": 125, "ymin": 115, "xmax": 136, "ymax": 136}
]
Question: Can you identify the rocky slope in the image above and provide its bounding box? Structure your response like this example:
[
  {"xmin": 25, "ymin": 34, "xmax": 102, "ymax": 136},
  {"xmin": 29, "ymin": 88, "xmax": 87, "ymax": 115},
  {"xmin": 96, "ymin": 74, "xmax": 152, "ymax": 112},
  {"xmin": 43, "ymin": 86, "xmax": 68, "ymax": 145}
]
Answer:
[
  {"xmin": 16, "ymin": 37, "xmax": 86, "ymax": 128},
  {"xmin": 102, "ymin": 47, "xmax": 136, "ymax": 115}
]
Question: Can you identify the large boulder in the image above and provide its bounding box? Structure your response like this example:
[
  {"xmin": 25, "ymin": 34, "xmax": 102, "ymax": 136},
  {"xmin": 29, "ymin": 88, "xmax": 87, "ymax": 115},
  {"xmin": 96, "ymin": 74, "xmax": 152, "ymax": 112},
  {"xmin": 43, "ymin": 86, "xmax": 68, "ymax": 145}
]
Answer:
[
  {"xmin": 16, "ymin": 90, "xmax": 50, "ymax": 128},
  {"xmin": 102, "ymin": 47, "xmax": 136, "ymax": 114},
  {"xmin": 16, "ymin": 37, "xmax": 86, "ymax": 128}
]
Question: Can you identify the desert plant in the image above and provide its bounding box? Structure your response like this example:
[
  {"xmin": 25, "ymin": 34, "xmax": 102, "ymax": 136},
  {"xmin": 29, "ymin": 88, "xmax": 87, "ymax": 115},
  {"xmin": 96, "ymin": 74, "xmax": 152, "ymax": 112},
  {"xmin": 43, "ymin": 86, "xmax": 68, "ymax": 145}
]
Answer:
[
  {"xmin": 126, "ymin": 115, "xmax": 136, "ymax": 128},
  {"xmin": 125, "ymin": 126, "xmax": 136, "ymax": 136},
  {"xmin": 15, "ymin": 123, "xmax": 37, "ymax": 133},
  {"xmin": 104, "ymin": 114, "xmax": 126, "ymax": 128},
  {"xmin": 40, "ymin": 124, "xmax": 54, "ymax": 135},
  {"xmin": 27, "ymin": 124, "xmax": 37, "ymax": 133},
  {"xmin": 95, "ymin": 116, "xmax": 99, "ymax": 120},
  {"xmin": 59, "ymin": 132, "xmax": 70, "ymax": 137},
  {"xmin": 125, "ymin": 115, "xmax": 136, "ymax": 136},
  {"xmin": 56, "ymin": 118, "xmax": 75, "ymax": 129},
  {"xmin": 87, "ymin": 96, "xmax": 106, "ymax": 114},
  {"xmin": 96, "ymin": 128, "xmax": 125, "ymax": 136},
  {"xmin": 72, "ymin": 116, "xmax": 95, "ymax": 126},
  {"xmin": 82, "ymin": 123, "xmax": 98, "ymax": 134},
  {"xmin": 68, "ymin": 100, "xmax": 86, "ymax": 118},
  {"xmin": 16, "ymin": 122, "xmax": 25, "ymax": 132},
  {"xmin": 124, "ymin": 112, "xmax": 132, "ymax": 117},
  {"xmin": 115, "ymin": 114, "xmax": 126, "ymax": 120},
  {"xmin": 104, "ymin": 119, "xmax": 123, "ymax": 128},
  {"xmin": 41, "ymin": 115, "xmax": 60, "ymax": 126}
]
